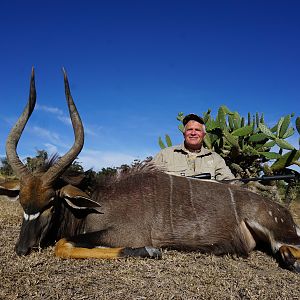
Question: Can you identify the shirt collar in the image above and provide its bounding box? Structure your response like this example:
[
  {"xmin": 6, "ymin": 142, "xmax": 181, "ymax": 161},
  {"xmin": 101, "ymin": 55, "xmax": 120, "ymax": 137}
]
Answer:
[{"xmin": 174, "ymin": 143, "xmax": 212, "ymax": 156}]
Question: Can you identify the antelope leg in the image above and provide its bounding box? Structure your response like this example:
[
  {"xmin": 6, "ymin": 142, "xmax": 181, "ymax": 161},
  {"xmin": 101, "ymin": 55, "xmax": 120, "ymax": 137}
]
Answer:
[{"xmin": 55, "ymin": 238, "xmax": 161, "ymax": 259}]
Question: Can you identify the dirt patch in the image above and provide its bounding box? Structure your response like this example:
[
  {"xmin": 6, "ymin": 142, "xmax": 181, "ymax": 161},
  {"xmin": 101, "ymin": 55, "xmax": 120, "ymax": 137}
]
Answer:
[{"xmin": 1, "ymin": 197, "xmax": 300, "ymax": 300}]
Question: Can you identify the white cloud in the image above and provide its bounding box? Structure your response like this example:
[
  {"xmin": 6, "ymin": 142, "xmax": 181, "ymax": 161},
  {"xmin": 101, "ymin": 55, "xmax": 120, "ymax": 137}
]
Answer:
[
  {"xmin": 36, "ymin": 104, "xmax": 64, "ymax": 116},
  {"xmin": 36, "ymin": 104, "xmax": 99, "ymax": 136},
  {"xmin": 36, "ymin": 104, "xmax": 72, "ymax": 127},
  {"xmin": 44, "ymin": 143, "xmax": 59, "ymax": 155},
  {"xmin": 32, "ymin": 126, "xmax": 59, "ymax": 140},
  {"xmin": 31, "ymin": 126, "xmax": 61, "ymax": 144},
  {"xmin": 77, "ymin": 149, "xmax": 137, "ymax": 171},
  {"xmin": 84, "ymin": 126, "xmax": 99, "ymax": 137},
  {"xmin": 2, "ymin": 116, "xmax": 17, "ymax": 126},
  {"xmin": 57, "ymin": 115, "xmax": 72, "ymax": 126}
]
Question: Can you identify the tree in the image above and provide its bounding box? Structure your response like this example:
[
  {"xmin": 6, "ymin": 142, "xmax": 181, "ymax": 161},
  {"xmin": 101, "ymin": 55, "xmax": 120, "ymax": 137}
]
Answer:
[
  {"xmin": 0, "ymin": 157, "xmax": 14, "ymax": 177},
  {"xmin": 26, "ymin": 150, "xmax": 49, "ymax": 172}
]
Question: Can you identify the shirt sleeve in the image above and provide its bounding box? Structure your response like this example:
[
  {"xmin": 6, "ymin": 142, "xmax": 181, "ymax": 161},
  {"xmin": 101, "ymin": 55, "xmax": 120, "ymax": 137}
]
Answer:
[
  {"xmin": 152, "ymin": 150, "xmax": 167, "ymax": 170},
  {"xmin": 213, "ymin": 153, "xmax": 235, "ymax": 180}
]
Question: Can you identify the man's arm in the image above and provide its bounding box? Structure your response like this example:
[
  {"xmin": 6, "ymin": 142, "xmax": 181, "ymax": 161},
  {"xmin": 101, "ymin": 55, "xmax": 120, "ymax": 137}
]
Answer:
[
  {"xmin": 213, "ymin": 153, "xmax": 235, "ymax": 181},
  {"xmin": 152, "ymin": 150, "xmax": 167, "ymax": 170}
]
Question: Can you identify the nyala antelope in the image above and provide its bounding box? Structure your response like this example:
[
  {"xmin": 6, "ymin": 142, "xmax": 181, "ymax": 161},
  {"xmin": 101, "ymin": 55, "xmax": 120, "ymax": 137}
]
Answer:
[{"xmin": 1, "ymin": 68, "xmax": 300, "ymax": 272}]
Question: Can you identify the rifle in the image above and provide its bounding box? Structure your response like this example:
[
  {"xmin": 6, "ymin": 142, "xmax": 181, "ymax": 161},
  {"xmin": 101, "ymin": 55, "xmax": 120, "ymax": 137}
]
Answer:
[{"xmin": 188, "ymin": 173, "xmax": 297, "ymax": 183}]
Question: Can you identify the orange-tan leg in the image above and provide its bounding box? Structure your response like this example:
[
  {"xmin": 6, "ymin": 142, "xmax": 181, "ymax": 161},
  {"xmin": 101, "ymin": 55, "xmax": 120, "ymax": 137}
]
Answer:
[
  {"xmin": 279, "ymin": 245, "xmax": 300, "ymax": 272},
  {"xmin": 55, "ymin": 238, "xmax": 162, "ymax": 259}
]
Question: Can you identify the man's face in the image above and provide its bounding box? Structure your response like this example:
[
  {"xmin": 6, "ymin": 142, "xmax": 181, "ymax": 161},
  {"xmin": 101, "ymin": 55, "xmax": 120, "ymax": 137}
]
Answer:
[{"xmin": 183, "ymin": 120, "xmax": 206, "ymax": 150}]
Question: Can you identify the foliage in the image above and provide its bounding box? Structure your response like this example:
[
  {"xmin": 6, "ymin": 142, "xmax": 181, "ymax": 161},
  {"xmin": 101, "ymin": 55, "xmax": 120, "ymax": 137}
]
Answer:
[
  {"xmin": 0, "ymin": 151, "xmax": 147, "ymax": 183},
  {"xmin": 25, "ymin": 150, "xmax": 49, "ymax": 172},
  {"xmin": 95, "ymin": 158, "xmax": 150, "ymax": 179},
  {"xmin": 67, "ymin": 160, "xmax": 84, "ymax": 173},
  {"xmin": 0, "ymin": 157, "xmax": 14, "ymax": 177},
  {"xmin": 1, "ymin": 150, "xmax": 85, "ymax": 176}
]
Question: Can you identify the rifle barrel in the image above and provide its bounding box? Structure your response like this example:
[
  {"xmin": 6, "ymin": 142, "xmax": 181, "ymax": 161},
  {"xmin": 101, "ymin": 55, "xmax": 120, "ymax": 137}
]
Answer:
[
  {"xmin": 189, "ymin": 173, "xmax": 297, "ymax": 183},
  {"xmin": 222, "ymin": 174, "xmax": 296, "ymax": 183}
]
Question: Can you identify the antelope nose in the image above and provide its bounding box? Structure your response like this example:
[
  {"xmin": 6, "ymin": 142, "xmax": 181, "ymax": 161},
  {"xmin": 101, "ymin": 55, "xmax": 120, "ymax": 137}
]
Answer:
[{"xmin": 15, "ymin": 242, "xmax": 31, "ymax": 256}]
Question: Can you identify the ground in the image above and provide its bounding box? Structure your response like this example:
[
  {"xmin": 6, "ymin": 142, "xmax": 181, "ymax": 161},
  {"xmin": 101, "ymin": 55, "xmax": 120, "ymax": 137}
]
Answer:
[{"xmin": 1, "ymin": 196, "xmax": 300, "ymax": 300}]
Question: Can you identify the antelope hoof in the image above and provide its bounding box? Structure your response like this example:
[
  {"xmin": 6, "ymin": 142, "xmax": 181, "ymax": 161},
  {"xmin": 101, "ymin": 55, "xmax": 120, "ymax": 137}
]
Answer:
[
  {"xmin": 293, "ymin": 262, "xmax": 300, "ymax": 273},
  {"xmin": 145, "ymin": 246, "xmax": 162, "ymax": 259},
  {"xmin": 121, "ymin": 246, "xmax": 162, "ymax": 259}
]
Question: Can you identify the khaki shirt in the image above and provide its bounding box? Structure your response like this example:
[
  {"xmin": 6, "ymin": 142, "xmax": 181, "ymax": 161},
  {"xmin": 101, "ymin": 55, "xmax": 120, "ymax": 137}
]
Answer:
[{"xmin": 152, "ymin": 144, "xmax": 235, "ymax": 180}]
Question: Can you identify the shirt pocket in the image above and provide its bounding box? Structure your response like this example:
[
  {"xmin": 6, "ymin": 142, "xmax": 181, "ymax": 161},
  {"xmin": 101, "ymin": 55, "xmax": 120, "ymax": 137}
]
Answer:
[{"xmin": 167, "ymin": 163, "xmax": 188, "ymax": 176}]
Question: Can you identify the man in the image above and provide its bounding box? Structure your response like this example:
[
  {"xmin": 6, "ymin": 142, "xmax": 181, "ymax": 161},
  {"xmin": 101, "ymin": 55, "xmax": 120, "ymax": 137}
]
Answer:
[{"xmin": 153, "ymin": 113, "xmax": 234, "ymax": 180}]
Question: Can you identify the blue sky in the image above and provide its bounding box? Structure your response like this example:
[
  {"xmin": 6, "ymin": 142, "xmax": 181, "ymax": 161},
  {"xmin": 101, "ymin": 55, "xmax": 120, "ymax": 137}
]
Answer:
[{"xmin": 0, "ymin": 0, "xmax": 299, "ymax": 171}]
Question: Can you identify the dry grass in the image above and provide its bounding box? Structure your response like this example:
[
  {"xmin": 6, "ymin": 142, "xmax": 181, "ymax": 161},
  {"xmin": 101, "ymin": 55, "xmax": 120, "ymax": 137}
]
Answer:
[{"xmin": 1, "ymin": 196, "xmax": 300, "ymax": 300}]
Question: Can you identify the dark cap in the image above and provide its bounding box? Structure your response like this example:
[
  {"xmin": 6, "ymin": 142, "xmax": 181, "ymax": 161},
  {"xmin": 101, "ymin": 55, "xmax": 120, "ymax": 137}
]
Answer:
[{"xmin": 182, "ymin": 114, "xmax": 205, "ymax": 126}]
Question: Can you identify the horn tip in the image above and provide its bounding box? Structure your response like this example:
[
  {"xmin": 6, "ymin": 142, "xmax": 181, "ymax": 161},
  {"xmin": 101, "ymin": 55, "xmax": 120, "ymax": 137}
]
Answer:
[
  {"xmin": 62, "ymin": 67, "xmax": 67, "ymax": 78},
  {"xmin": 31, "ymin": 67, "xmax": 35, "ymax": 78}
]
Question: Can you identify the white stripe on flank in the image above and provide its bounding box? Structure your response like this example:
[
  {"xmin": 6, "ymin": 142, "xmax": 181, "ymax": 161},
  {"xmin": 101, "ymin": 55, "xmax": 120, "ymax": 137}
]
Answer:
[
  {"xmin": 24, "ymin": 212, "xmax": 40, "ymax": 221},
  {"xmin": 228, "ymin": 187, "xmax": 239, "ymax": 223},
  {"xmin": 168, "ymin": 174, "xmax": 174, "ymax": 233},
  {"xmin": 187, "ymin": 178, "xmax": 200, "ymax": 225},
  {"xmin": 296, "ymin": 226, "xmax": 300, "ymax": 237}
]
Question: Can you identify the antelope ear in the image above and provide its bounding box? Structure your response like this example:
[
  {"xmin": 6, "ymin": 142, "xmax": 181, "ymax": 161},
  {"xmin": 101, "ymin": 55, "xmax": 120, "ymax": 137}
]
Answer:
[
  {"xmin": 0, "ymin": 179, "xmax": 20, "ymax": 201},
  {"xmin": 59, "ymin": 184, "xmax": 101, "ymax": 210}
]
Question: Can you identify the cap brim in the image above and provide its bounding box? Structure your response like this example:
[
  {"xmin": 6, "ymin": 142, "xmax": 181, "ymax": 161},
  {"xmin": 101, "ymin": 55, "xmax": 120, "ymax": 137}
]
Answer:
[{"xmin": 182, "ymin": 114, "xmax": 204, "ymax": 126}]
